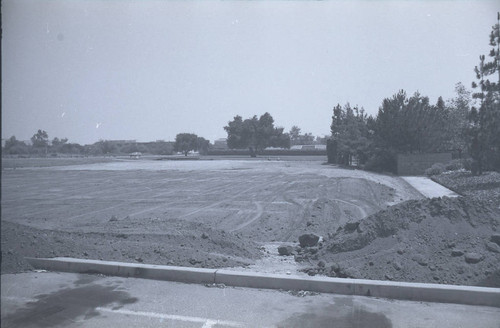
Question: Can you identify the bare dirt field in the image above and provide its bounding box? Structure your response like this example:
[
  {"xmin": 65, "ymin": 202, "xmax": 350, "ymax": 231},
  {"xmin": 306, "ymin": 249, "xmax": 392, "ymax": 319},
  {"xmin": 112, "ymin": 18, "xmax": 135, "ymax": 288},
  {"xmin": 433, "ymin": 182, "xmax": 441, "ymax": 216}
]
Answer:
[
  {"xmin": 5, "ymin": 157, "xmax": 498, "ymax": 287},
  {"xmin": 1, "ymin": 157, "xmax": 422, "ymax": 276}
]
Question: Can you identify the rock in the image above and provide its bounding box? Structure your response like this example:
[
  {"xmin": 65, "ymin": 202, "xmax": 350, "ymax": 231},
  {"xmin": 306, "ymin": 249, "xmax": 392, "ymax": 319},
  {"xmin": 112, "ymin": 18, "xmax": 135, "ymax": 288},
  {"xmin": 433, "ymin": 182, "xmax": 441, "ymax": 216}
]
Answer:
[
  {"xmin": 278, "ymin": 245, "xmax": 294, "ymax": 256},
  {"xmin": 329, "ymin": 262, "xmax": 340, "ymax": 273},
  {"xmin": 189, "ymin": 258, "xmax": 201, "ymax": 265},
  {"xmin": 307, "ymin": 247, "xmax": 318, "ymax": 255},
  {"xmin": 294, "ymin": 254, "xmax": 304, "ymax": 262},
  {"xmin": 201, "ymin": 233, "xmax": 209, "ymax": 239},
  {"xmin": 338, "ymin": 267, "xmax": 359, "ymax": 278},
  {"xmin": 317, "ymin": 260, "xmax": 326, "ymax": 268},
  {"xmin": 486, "ymin": 241, "xmax": 500, "ymax": 253},
  {"xmin": 299, "ymin": 234, "xmax": 320, "ymax": 247},
  {"xmin": 384, "ymin": 274, "xmax": 393, "ymax": 280},
  {"xmin": 393, "ymin": 261, "xmax": 402, "ymax": 271},
  {"xmin": 490, "ymin": 234, "xmax": 500, "ymax": 246},
  {"xmin": 135, "ymin": 257, "xmax": 144, "ymax": 263},
  {"xmin": 412, "ymin": 254, "xmax": 428, "ymax": 266},
  {"xmin": 465, "ymin": 253, "xmax": 483, "ymax": 264},
  {"xmin": 451, "ymin": 249, "xmax": 464, "ymax": 257},
  {"xmin": 109, "ymin": 215, "xmax": 118, "ymax": 222},
  {"xmin": 344, "ymin": 222, "xmax": 360, "ymax": 232}
]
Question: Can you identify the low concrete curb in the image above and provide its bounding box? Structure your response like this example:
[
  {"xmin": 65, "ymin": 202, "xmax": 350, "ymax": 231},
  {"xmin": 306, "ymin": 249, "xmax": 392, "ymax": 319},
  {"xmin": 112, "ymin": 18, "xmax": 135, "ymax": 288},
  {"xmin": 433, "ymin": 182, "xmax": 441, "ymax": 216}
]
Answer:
[{"xmin": 26, "ymin": 257, "xmax": 500, "ymax": 308}]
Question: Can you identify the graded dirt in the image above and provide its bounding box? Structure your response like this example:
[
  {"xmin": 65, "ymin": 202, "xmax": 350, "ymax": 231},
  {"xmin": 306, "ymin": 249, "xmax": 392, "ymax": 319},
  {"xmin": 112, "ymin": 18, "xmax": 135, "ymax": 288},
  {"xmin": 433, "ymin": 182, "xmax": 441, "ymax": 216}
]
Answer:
[{"xmin": 3, "ymin": 157, "xmax": 498, "ymax": 287}]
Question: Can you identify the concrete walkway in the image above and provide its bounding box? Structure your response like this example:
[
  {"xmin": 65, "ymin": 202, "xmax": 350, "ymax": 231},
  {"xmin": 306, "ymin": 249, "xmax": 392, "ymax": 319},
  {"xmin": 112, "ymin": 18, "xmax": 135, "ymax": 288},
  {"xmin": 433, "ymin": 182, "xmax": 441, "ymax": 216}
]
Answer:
[
  {"xmin": 2, "ymin": 272, "xmax": 500, "ymax": 328},
  {"xmin": 401, "ymin": 176, "xmax": 459, "ymax": 198}
]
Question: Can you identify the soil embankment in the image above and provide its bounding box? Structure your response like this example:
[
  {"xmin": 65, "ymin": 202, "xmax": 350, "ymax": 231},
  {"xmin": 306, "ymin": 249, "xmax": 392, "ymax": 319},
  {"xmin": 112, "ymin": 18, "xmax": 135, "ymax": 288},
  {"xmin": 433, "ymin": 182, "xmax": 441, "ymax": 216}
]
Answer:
[
  {"xmin": 1, "ymin": 218, "xmax": 260, "ymax": 274},
  {"xmin": 297, "ymin": 175, "xmax": 500, "ymax": 287}
]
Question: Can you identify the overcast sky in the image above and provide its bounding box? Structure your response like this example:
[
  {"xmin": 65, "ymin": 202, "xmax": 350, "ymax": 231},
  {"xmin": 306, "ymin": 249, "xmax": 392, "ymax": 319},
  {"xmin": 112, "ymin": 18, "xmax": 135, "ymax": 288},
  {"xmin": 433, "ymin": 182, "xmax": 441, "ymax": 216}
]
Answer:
[{"xmin": 2, "ymin": 0, "xmax": 499, "ymax": 145}]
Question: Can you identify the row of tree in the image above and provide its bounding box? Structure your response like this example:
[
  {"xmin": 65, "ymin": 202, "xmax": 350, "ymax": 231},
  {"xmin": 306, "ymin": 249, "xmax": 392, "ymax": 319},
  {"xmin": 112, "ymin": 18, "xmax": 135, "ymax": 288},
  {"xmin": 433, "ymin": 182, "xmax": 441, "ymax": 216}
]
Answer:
[
  {"xmin": 223, "ymin": 113, "xmax": 327, "ymax": 156},
  {"xmin": 224, "ymin": 113, "xmax": 290, "ymax": 156},
  {"xmin": 3, "ymin": 122, "xmax": 324, "ymax": 157},
  {"xmin": 328, "ymin": 13, "xmax": 499, "ymax": 173},
  {"xmin": 328, "ymin": 89, "xmax": 469, "ymax": 172},
  {"xmin": 3, "ymin": 130, "xmax": 176, "ymax": 156},
  {"xmin": 3, "ymin": 130, "xmax": 87, "ymax": 156}
]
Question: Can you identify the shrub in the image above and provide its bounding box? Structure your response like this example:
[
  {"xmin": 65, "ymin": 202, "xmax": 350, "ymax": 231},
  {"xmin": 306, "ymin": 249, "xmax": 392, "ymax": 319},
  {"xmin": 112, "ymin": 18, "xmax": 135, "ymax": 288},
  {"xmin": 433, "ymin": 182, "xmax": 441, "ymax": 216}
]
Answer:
[
  {"xmin": 462, "ymin": 158, "xmax": 474, "ymax": 171},
  {"xmin": 364, "ymin": 149, "xmax": 397, "ymax": 174},
  {"xmin": 327, "ymin": 139, "xmax": 337, "ymax": 164},
  {"xmin": 445, "ymin": 159, "xmax": 464, "ymax": 171},
  {"xmin": 425, "ymin": 163, "xmax": 445, "ymax": 176}
]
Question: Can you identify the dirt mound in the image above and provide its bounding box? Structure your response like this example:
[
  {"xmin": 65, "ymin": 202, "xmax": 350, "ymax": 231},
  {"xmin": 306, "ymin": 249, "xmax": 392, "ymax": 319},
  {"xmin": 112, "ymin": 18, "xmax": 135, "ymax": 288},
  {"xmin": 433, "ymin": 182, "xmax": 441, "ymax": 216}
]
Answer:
[
  {"xmin": 1, "ymin": 220, "xmax": 261, "ymax": 274},
  {"xmin": 298, "ymin": 197, "xmax": 500, "ymax": 287}
]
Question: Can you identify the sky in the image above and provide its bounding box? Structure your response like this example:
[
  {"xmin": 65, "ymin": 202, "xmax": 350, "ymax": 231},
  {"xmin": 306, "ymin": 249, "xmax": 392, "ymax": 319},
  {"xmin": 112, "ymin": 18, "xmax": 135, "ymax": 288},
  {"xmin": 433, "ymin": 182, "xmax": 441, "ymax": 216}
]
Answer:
[{"xmin": 2, "ymin": 0, "xmax": 499, "ymax": 145}]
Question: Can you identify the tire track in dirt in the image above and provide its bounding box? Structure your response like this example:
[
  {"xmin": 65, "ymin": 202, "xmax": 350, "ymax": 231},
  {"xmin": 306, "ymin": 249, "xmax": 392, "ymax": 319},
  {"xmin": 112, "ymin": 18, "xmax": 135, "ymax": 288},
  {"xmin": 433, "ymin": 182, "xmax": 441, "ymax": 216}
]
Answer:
[
  {"xmin": 178, "ymin": 176, "xmax": 282, "ymax": 219},
  {"xmin": 2, "ymin": 173, "xmax": 238, "ymax": 221},
  {"xmin": 330, "ymin": 198, "xmax": 367, "ymax": 218},
  {"xmin": 228, "ymin": 201, "xmax": 263, "ymax": 232}
]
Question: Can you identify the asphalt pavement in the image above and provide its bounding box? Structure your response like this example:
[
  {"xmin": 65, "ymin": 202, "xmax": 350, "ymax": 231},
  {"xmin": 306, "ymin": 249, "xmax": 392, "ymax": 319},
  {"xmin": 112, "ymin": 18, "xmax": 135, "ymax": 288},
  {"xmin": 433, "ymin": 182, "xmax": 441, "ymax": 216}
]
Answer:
[{"xmin": 2, "ymin": 272, "xmax": 499, "ymax": 328}]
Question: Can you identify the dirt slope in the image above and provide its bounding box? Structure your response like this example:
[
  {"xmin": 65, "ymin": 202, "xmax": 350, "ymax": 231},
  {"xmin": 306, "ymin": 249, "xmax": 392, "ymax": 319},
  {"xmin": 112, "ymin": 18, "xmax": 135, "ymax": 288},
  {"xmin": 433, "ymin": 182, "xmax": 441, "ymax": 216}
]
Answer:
[
  {"xmin": 0, "ymin": 219, "xmax": 260, "ymax": 274},
  {"xmin": 298, "ymin": 196, "xmax": 500, "ymax": 287}
]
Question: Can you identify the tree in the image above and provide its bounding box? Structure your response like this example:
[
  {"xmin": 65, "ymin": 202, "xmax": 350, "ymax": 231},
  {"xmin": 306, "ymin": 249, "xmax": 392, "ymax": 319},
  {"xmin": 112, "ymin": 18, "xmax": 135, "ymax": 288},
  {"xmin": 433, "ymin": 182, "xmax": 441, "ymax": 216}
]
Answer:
[
  {"xmin": 51, "ymin": 137, "xmax": 69, "ymax": 153},
  {"xmin": 90, "ymin": 140, "xmax": 116, "ymax": 155},
  {"xmin": 197, "ymin": 137, "xmax": 210, "ymax": 155},
  {"xmin": 374, "ymin": 91, "xmax": 448, "ymax": 154},
  {"xmin": 224, "ymin": 113, "xmax": 290, "ymax": 155},
  {"xmin": 315, "ymin": 136, "xmax": 328, "ymax": 145},
  {"xmin": 51, "ymin": 137, "xmax": 68, "ymax": 147},
  {"xmin": 31, "ymin": 130, "xmax": 49, "ymax": 148},
  {"xmin": 4, "ymin": 136, "xmax": 19, "ymax": 151},
  {"xmin": 288, "ymin": 126, "xmax": 315, "ymax": 145},
  {"xmin": 469, "ymin": 12, "xmax": 500, "ymax": 173},
  {"xmin": 224, "ymin": 115, "xmax": 247, "ymax": 149},
  {"xmin": 3, "ymin": 136, "xmax": 29, "ymax": 155},
  {"xmin": 59, "ymin": 143, "xmax": 84, "ymax": 154},
  {"xmin": 446, "ymin": 83, "xmax": 471, "ymax": 157},
  {"xmin": 330, "ymin": 103, "xmax": 372, "ymax": 165},
  {"xmin": 289, "ymin": 126, "xmax": 301, "ymax": 144},
  {"xmin": 174, "ymin": 133, "xmax": 199, "ymax": 156}
]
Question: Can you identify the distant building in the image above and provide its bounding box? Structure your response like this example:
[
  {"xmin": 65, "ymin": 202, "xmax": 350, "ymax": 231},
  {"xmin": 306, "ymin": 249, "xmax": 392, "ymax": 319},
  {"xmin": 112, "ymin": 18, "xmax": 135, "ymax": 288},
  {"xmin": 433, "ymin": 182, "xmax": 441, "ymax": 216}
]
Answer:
[
  {"xmin": 108, "ymin": 140, "xmax": 136, "ymax": 145},
  {"xmin": 213, "ymin": 138, "xmax": 228, "ymax": 150},
  {"xmin": 290, "ymin": 145, "xmax": 326, "ymax": 151}
]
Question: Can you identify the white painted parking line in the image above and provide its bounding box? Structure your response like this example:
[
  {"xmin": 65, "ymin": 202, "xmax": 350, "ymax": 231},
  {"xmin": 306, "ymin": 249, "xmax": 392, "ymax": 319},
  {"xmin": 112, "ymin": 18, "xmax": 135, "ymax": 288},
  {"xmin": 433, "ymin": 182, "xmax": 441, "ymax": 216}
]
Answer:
[{"xmin": 95, "ymin": 307, "xmax": 246, "ymax": 327}]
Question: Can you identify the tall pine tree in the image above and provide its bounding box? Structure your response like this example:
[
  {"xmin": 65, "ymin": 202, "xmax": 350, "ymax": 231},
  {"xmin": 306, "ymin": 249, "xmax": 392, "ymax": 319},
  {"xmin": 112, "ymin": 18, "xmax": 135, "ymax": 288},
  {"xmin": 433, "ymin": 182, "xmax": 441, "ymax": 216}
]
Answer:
[{"xmin": 470, "ymin": 12, "xmax": 500, "ymax": 173}]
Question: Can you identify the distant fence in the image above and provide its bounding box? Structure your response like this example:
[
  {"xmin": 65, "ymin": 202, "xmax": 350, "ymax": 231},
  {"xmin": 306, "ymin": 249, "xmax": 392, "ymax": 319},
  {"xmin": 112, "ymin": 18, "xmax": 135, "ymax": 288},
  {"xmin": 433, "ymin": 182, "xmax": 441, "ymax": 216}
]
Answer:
[
  {"xmin": 397, "ymin": 153, "xmax": 452, "ymax": 176},
  {"xmin": 207, "ymin": 149, "xmax": 326, "ymax": 156}
]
